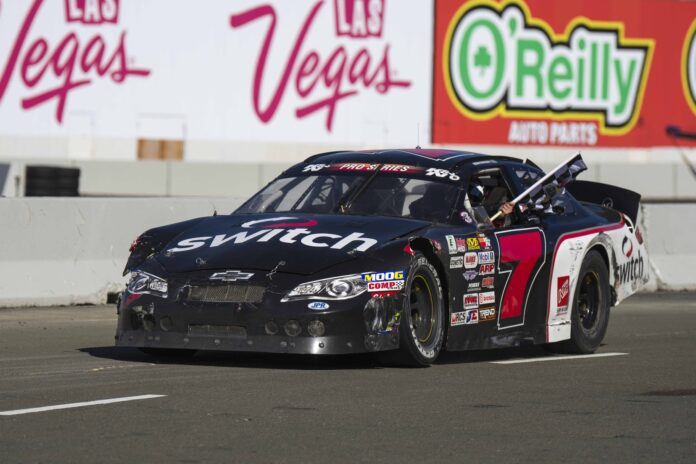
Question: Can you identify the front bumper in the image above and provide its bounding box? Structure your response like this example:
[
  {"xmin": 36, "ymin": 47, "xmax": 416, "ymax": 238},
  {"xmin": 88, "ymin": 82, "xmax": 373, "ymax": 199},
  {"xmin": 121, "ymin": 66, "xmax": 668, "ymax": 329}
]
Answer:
[{"xmin": 115, "ymin": 271, "xmax": 404, "ymax": 355}]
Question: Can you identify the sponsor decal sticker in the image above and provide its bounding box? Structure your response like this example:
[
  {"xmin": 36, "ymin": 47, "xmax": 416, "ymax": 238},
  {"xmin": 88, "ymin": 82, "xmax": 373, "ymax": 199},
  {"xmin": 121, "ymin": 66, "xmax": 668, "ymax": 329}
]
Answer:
[
  {"xmin": 479, "ymin": 263, "xmax": 495, "ymax": 275},
  {"xmin": 478, "ymin": 291, "xmax": 495, "ymax": 305},
  {"xmin": 467, "ymin": 237, "xmax": 480, "ymax": 250},
  {"xmin": 477, "ymin": 234, "xmax": 491, "ymax": 250},
  {"xmin": 467, "ymin": 281, "xmax": 481, "ymax": 291},
  {"xmin": 479, "ymin": 306, "xmax": 496, "ymax": 322},
  {"xmin": 463, "ymin": 270, "xmax": 478, "ymax": 281},
  {"xmin": 455, "ymin": 237, "xmax": 468, "ymax": 253},
  {"xmin": 446, "ymin": 235, "xmax": 458, "ymax": 254},
  {"xmin": 451, "ymin": 309, "xmax": 479, "ymax": 326},
  {"xmin": 362, "ymin": 271, "xmax": 406, "ymax": 293},
  {"xmin": 557, "ymin": 275, "xmax": 570, "ymax": 314},
  {"xmin": 464, "ymin": 293, "xmax": 479, "ymax": 309},
  {"xmin": 308, "ymin": 301, "xmax": 330, "ymax": 310},
  {"xmin": 367, "ymin": 281, "xmax": 404, "ymax": 292},
  {"xmin": 482, "ymin": 276, "xmax": 495, "ymax": 288},
  {"xmin": 442, "ymin": 0, "xmax": 654, "ymax": 138},
  {"xmin": 302, "ymin": 164, "xmax": 330, "ymax": 172},
  {"xmin": 478, "ymin": 251, "xmax": 495, "ymax": 264},
  {"xmin": 336, "ymin": 163, "xmax": 380, "ymax": 171},
  {"xmin": 425, "ymin": 167, "xmax": 461, "ymax": 181},
  {"xmin": 450, "ymin": 256, "xmax": 464, "ymax": 269},
  {"xmin": 616, "ymin": 251, "xmax": 645, "ymax": 285},
  {"xmin": 169, "ymin": 217, "xmax": 377, "ymax": 253},
  {"xmin": 464, "ymin": 252, "xmax": 478, "ymax": 269},
  {"xmin": 362, "ymin": 271, "xmax": 405, "ymax": 282}
]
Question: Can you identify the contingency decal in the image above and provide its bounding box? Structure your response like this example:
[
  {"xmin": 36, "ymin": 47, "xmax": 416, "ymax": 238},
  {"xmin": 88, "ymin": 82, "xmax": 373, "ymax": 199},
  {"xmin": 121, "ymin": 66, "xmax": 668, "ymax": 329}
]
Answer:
[
  {"xmin": 308, "ymin": 301, "xmax": 330, "ymax": 310},
  {"xmin": 478, "ymin": 307, "xmax": 496, "ymax": 322},
  {"xmin": 362, "ymin": 270, "xmax": 406, "ymax": 292},
  {"xmin": 451, "ymin": 310, "xmax": 478, "ymax": 326},
  {"xmin": 464, "ymin": 252, "xmax": 478, "ymax": 269}
]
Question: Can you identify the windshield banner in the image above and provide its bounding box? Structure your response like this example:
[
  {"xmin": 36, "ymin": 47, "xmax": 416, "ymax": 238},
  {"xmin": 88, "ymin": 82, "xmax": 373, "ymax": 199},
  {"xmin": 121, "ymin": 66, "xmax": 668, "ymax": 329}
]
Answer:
[{"xmin": 433, "ymin": 0, "xmax": 696, "ymax": 147}]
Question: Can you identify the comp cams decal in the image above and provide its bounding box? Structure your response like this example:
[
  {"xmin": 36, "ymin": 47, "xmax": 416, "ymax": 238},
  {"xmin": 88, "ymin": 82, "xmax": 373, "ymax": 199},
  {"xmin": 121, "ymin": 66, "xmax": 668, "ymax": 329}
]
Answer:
[
  {"xmin": 443, "ymin": 0, "xmax": 654, "ymax": 136},
  {"xmin": 362, "ymin": 271, "xmax": 406, "ymax": 292}
]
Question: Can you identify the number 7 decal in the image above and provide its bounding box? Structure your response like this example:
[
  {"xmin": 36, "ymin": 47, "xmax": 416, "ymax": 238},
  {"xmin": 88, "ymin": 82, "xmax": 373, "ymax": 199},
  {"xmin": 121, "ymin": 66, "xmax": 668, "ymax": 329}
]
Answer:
[{"xmin": 495, "ymin": 228, "xmax": 546, "ymax": 330}]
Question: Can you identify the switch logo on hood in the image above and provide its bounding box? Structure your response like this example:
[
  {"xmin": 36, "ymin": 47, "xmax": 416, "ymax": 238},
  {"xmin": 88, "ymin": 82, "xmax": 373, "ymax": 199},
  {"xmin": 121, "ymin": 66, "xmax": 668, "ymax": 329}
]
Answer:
[{"xmin": 168, "ymin": 218, "xmax": 378, "ymax": 254}]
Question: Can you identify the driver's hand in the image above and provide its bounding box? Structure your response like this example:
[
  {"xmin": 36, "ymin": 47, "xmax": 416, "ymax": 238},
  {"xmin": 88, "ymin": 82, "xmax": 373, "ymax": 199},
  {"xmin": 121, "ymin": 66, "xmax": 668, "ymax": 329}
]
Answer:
[{"xmin": 499, "ymin": 202, "xmax": 514, "ymax": 216}]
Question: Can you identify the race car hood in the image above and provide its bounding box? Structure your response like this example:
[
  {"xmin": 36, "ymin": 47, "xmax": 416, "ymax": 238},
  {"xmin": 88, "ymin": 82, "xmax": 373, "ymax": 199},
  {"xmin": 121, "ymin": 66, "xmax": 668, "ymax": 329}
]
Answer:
[{"xmin": 154, "ymin": 213, "xmax": 428, "ymax": 275}]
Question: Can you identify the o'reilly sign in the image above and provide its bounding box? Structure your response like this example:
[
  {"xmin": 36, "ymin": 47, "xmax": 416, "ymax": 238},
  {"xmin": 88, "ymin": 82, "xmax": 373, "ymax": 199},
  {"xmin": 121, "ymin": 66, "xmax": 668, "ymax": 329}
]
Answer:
[{"xmin": 443, "ymin": 0, "xmax": 654, "ymax": 135}]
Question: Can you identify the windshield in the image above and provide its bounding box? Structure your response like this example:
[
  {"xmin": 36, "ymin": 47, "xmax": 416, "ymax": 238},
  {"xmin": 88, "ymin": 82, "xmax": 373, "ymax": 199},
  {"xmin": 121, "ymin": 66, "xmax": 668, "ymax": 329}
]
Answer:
[{"xmin": 237, "ymin": 166, "xmax": 461, "ymax": 222}]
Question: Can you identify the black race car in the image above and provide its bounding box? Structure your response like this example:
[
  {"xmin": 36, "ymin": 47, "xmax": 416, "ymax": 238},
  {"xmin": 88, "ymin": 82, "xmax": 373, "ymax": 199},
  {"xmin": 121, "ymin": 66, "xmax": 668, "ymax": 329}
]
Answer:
[{"xmin": 116, "ymin": 149, "xmax": 648, "ymax": 366}]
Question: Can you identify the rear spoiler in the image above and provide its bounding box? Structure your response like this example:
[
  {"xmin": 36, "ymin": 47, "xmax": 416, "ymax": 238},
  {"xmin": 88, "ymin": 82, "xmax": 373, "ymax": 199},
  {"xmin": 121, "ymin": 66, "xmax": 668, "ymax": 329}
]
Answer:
[{"xmin": 566, "ymin": 180, "xmax": 641, "ymax": 224}]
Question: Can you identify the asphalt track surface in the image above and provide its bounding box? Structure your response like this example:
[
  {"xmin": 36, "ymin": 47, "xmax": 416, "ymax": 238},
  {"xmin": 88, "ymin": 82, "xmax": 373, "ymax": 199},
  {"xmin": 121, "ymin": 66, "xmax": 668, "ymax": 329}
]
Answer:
[{"xmin": 1, "ymin": 293, "xmax": 695, "ymax": 463}]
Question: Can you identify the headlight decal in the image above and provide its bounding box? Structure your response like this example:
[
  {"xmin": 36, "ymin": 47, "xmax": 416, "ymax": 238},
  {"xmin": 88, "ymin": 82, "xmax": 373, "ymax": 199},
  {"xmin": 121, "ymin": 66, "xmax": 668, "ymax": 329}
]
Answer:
[
  {"xmin": 126, "ymin": 271, "xmax": 168, "ymax": 298},
  {"xmin": 281, "ymin": 274, "xmax": 368, "ymax": 302}
]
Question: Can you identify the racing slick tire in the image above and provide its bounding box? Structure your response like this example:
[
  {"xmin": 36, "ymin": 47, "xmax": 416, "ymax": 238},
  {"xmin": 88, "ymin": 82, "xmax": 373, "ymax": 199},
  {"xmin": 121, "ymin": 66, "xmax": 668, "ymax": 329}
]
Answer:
[
  {"xmin": 378, "ymin": 253, "xmax": 445, "ymax": 367},
  {"xmin": 548, "ymin": 250, "xmax": 611, "ymax": 354}
]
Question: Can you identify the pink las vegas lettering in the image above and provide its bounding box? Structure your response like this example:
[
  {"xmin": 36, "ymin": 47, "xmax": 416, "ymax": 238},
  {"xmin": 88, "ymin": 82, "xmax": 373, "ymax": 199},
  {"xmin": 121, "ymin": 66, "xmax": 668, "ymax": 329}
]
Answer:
[
  {"xmin": 0, "ymin": 0, "xmax": 150, "ymax": 123},
  {"xmin": 230, "ymin": 0, "xmax": 410, "ymax": 131}
]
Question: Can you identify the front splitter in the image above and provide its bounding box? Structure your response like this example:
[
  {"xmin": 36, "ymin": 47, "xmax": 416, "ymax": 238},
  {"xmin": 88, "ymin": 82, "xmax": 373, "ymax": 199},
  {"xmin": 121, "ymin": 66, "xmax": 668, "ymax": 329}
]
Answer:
[{"xmin": 116, "ymin": 329, "xmax": 400, "ymax": 355}]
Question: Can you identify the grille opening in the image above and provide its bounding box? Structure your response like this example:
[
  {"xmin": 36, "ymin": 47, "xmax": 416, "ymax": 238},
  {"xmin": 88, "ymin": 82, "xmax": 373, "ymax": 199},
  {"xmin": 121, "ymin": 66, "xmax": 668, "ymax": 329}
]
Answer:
[
  {"xmin": 188, "ymin": 324, "xmax": 247, "ymax": 338},
  {"xmin": 186, "ymin": 285, "xmax": 264, "ymax": 303}
]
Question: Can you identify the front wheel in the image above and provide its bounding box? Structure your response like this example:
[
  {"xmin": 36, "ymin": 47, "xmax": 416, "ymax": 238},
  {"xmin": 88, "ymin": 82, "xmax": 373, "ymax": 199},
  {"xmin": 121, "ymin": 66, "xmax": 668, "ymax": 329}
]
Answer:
[
  {"xmin": 380, "ymin": 253, "xmax": 445, "ymax": 367},
  {"xmin": 551, "ymin": 250, "xmax": 611, "ymax": 354}
]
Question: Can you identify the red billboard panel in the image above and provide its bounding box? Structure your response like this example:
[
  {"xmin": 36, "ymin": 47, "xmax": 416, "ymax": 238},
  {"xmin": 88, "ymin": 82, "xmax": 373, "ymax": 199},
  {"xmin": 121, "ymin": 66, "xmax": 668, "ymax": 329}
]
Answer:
[{"xmin": 433, "ymin": 0, "xmax": 696, "ymax": 147}]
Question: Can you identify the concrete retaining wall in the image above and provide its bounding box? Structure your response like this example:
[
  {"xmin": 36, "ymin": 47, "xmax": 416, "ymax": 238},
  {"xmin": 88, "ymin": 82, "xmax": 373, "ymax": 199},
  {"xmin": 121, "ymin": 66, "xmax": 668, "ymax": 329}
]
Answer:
[
  {"xmin": 641, "ymin": 204, "xmax": 696, "ymax": 291},
  {"xmin": 0, "ymin": 199, "xmax": 692, "ymax": 307},
  {"xmin": 0, "ymin": 198, "xmax": 242, "ymax": 307}
]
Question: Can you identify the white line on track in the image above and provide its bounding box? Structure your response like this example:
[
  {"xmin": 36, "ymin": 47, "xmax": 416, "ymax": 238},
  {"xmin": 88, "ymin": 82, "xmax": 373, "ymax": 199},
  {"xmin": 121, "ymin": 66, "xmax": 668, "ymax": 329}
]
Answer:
[
  {"xmin": 0, "ymin": 394, "xmax": 166, "ymax": 416},
  {"xmin": 490, "ymin": 352, "xmax": 629, "ymax": 365}
]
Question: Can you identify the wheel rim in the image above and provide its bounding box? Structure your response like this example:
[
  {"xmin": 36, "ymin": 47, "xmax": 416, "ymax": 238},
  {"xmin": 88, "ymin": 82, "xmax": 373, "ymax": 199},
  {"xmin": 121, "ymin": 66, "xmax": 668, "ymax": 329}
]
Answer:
[
  {"xmin": 409, "ymin": 274, "xmax": 436, "ymax": 344},
  {"xmin": 578, "ymin": 271, "xmax": 601, "ymax": 333}
]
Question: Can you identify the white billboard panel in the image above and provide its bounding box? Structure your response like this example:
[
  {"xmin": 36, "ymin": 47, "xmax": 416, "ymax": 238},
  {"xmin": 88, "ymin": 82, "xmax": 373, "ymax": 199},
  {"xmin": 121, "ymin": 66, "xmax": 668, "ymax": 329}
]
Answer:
[{"xmin": 0, "ymin": 0, "xmax": 433, "ymax": 157}]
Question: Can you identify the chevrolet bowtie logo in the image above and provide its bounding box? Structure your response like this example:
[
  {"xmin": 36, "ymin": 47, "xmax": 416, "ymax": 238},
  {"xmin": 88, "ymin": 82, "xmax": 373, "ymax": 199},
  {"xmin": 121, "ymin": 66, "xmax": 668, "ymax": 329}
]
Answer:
[{"xmin": 210, "ymin": 270, "xmax": 255, "ymax": 282}]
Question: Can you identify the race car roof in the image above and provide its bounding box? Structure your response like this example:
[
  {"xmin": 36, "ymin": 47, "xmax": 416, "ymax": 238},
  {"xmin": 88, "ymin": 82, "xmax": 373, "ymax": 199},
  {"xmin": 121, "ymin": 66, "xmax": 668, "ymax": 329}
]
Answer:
[{"xmin": 304, "ymin": 148, "xmax": 521, "ymax": 169}]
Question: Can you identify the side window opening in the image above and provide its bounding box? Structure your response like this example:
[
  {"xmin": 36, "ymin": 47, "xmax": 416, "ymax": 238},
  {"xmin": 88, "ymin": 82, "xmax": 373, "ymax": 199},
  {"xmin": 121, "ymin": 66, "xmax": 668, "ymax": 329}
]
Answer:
[{"xmin": 465, "ymin": 168, "xmax": 517, "ymax": 227}]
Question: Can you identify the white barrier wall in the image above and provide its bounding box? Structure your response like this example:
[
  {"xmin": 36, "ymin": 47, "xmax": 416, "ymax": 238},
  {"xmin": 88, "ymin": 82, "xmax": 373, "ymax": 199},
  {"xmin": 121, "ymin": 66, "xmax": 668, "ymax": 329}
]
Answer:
[
  {"xmin": 0, "ymin": 198, "xmax": 243, "ymax": 307},
  {"xmin": 0, "ymin": 198, "xmax": 692, "ymax": 308},
  {"xmin": 641, "ymin": 204, "xmax": 696, "ymax": 291}
]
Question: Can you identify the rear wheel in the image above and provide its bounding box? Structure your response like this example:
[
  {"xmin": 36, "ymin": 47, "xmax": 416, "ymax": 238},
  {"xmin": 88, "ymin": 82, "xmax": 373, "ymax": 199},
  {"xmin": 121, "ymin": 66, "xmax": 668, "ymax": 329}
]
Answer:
[
  {"xmin": 379, "ymin": 253, "xmax": 445, "ymax": 367},
  {"xmin": 550, "ymin": 250, "xmax": 610, "ymax": 354}
]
